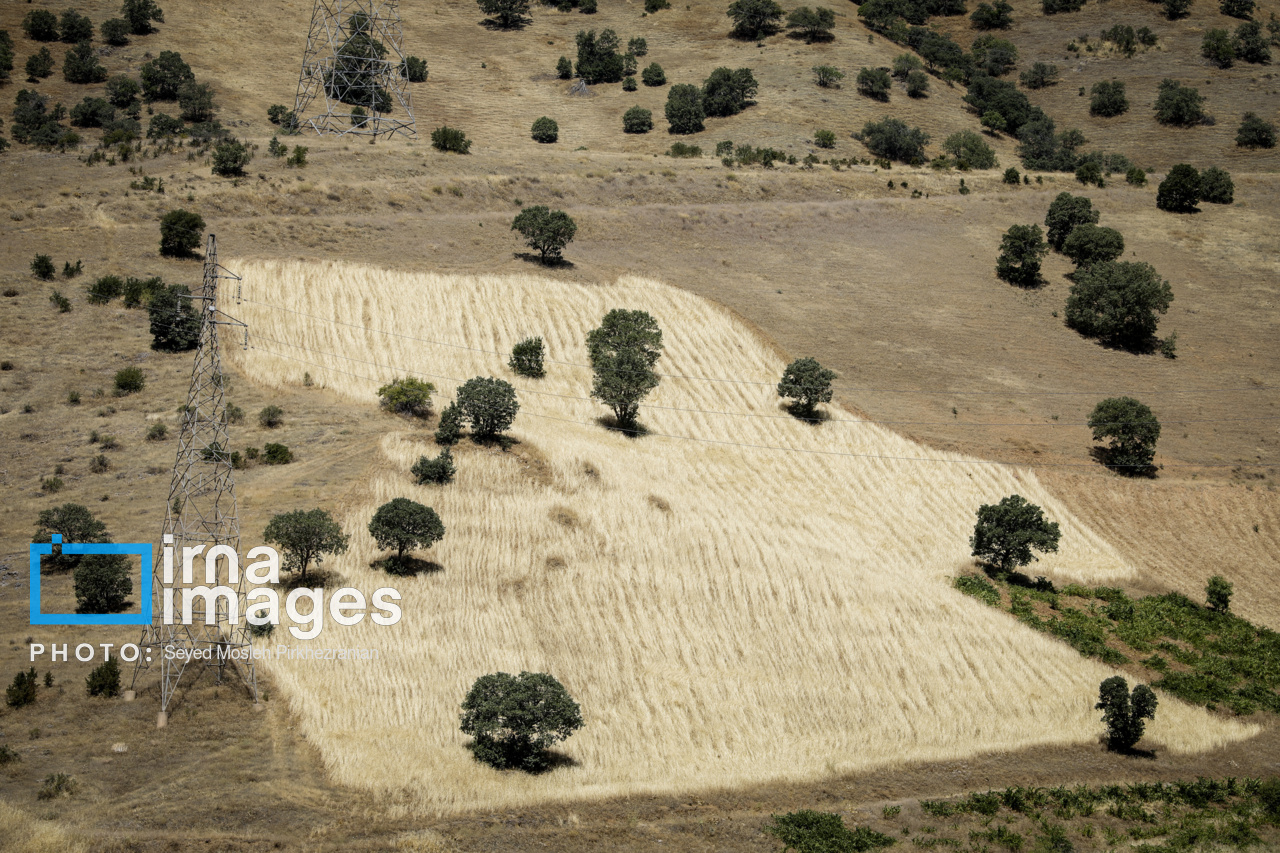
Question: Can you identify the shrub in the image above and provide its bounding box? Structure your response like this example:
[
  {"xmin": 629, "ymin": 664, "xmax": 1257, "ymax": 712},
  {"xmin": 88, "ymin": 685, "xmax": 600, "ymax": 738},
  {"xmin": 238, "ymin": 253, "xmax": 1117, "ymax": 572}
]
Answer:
[
  {"xmin": 1067, "ymin": 262, "xmax": 1172, "ymax": 349},
  {"xmin": 860, "ymin": 117, "xmax": 929, "ymax": 164},
  {"xmin": 1154, "ymin": 80, "xmax": 1205, "ymax": 127},
  {"xmin": 1206, "ymin": 574, "xmax": 1233, "ymax": 613},
  {"xmin": 1220, "ymin": 0, "xmax": 1255, "ymax": 17},
  {"xmin": 1061, "ymin": 223, "xmax": 1124, "ymax": 268},
  {"xmin": 512, "ymin": 206, "xmax": 577, "ymax": 263},
  {"xmin": 1236, "ymin": 112, "xmax": 1276, "ymax": 149},
  {"xmin": 891, "ymin": 53, "xmax": 921, "ymax": 78},
  {"xmin": 786, "ymin": 6, "xmax": 836, "ymax": 42},
  {"xmin": 1125, "ymin": 166, "xmax": 1147, "ymax": 186},
  {"xmin": 766, "ymin": 812, "xmax": 895, "ymax": 853},
  {"xmin": 268, "ymin": 135, "xmax": 287, "ymax": 157},
  {"xmin": 943, "ymin": 130, "xmax": 997, "ymax": 170},
  {"xmin": 702, "ymin": 67, "xmax": 758, "ymax": 117},
  {"xmin": 287, "ymin": 145, "xmax": 308, "ymax": 168},
  {"xmin": 574, "ymin": 29, "xmax": 625, "ymax": 83},
  {"xmin": 813, "ymin": 129, "xmax": 836, "ymax": 149},
  {"xmin": 106, "ymin": 75, "xmax": 142, "ymax": 111},
  {"xmin": 71, "ymin": 99, "xmax": 116, "ymax": 131},
  {"xmin": 727, "ymin": 0, "xmax": 784, "ymax": 39},
  {"xmin": 646, "ymin": 0, "xmax": 672, "ymax": 11},
  {"xmin": 813, "ymin": 65, "xmax": 843, "ymax": 87},
  {"xmin": 971, "ymin": 0, "xmax": 1013, "ymax": 29},
  {"xmin": 509, "ymin": 336, "xmax": 546, "ymax": 377},
  {"xmin": 955, "ymin": 574, "xmax": 1001, "ymax": 606},
  {"xmin": 972, "ymin": 34, "xmax": 1019, "ymax": 77},
  {"xmin": 556, "ymin": 56, "xmax": 573, "ymax": 79},
  {"xmin": 63, "ymin": 41, "xmax": 107, "ymax": 84},
  {"xmin": 262, "ymin": 442, "xmax": 293, "ymax": 465},
  {"xmin": 412, "ymin": 448, "xmax": 456, "ymax": 485},
  {"xmin": 37, "ymin": 773, "xmax": 78, "ymax": 800},
  {"xmin": 140, "ymin": 51, "xmax": 193, "ymax": 101},
  {"xmin": 0, "ymin": 745, "xmax": 20, "ymax": 765},
  {"xmin": 1003, "ymin": 167, "xmax": 1020, "ymax": 184},
  {"xmin": 431, "ymin": 126, "xmax": 471, "ymax": 153},
  {"xmin": 460, "ymin": 671, "xmax": 584, "ymax": 771},
  {"xmin": 965, "ymin": 73, "xmax": 1041, "ymax": 136},
  {"xmin": 663, "ymin": 84, "xmax": 704, "ymax": 135},
  {"xmin": 777, "ymin": 357, "xmax": 836, "ymax": 419},
  {"xmin": 148, "ymin": 284, "xmax": 200, "ymax": 351},
  {"xmin": 1089, "ymin": 80, "xmax": 1128, "ymax": 117},
  {"xmin": 75, "ymin": 554, "xmax": 131, "ymax": 614},
  {"xmin": 623, "ymin": 106, "xmax": 653, "ymax": 133},
  {"xmin": 435, "ymin": 402, "xmax": 463, "ymax": 446},
  {"xmin": 1162, "ymin": 0, "xmax": 1191, "ymax": 19},
  {"xmin": 402, "ymin": 55, "xmax": 428, "ymax": 82},
  {"xmin": 971, "ymin": 494, "xmax": 1061, "ymax": 573},
  {"xmin": 478, "ymin": 0, "xmax": 531, "ymax": 27},
  {"xmin": 906, "ymin": 70, "xmax": 930, "ymax": 97},
  {"xmin": 588, "ymin": 309, "xmax": 664, "ymax": 430},
  {"xmin": 123, "ymin": 0, "xmax": 165, "ymax": 34},
  {"xmin": 668, "ymin": 141, "xmax": 702, "ymax": 157},
  {"xmin": 1042, "ymin": 0, "xmax": 1084, "ymax": 12},
  {"xmin": 102, "ymin": 18, "xmax": 131, "ymax": 46},
  {"xmin": 42, "ymin": 476, "xmax": 65, "ymax": 493},
  {"xmin": 1202, "ymin": 28, "xmax": 1236, "ymax": 67},
  {"xmin": 1097, "ymin": 676, "xmax": 1157, "ymax": 750},
  {"xmin": 178, "ymin": 80, "xmax": 216, "ymax": 123},
  {"xmin": 628, "ymin": 37, "xmax": 648, "ymax": 56},
  {"xmin": 1156, "ymin": 164, "xmax": 1201, "ymax": 212},
  {"xmin": 622, "ymin": 75, "xmax": 636, "ymax": 91},
  {"xmin": 641, "ymin": 62, "xmax": 666, "ymax": 86},
  {"xmin": 1044, "ymin": 192, "xmax": 1099, "ymax": 251},
  {"xmin": 50, "ymin": 290, "xmax": 72, "ymax": 313},
  {"xmin": 159, "ymin": 209, "xmax": 205, "ymax": 257},
  {"xmin": 59, "ymin": 10, "xmax": 94, "ymax": 43},
  {"xmin": 114, "ymin": 366, "xmax": 145, "ymax": 395},
  {"xmin": 146, "ymin": 422, "xmax": 167, "ymax": 441},
  {"xmin": 1199, "ymin": 166, "xmax": 1233, "ymax": 204},
  {"xmin": 1235, "ymin": 21, "xmax": 1271, "ymax": 63},
  {"xmin": 147, "ymin": 112, "xmax": 184, "ymax": 139},
  {"xmin": 211, "ymin": 138, "xmax": 251, "ymax": 177},
  {"xmin": 6, "ymin": 667, "xmax": 38, "ymax": 708},
  {"xmin": 369, "ymin": 497, "xmax": 445, "ymax": 566},
  {"xmin": 456, "ymin": 376, "xmax": 520, "ymax": 439},
  {"xmin": 531, "ymin": 116, "xmax": 559, "ymax": 143},
  {"xmin": 86, "ymin": 657, "xmax": 121, "ymax": 697},
  {"xmin": 23, "ymin": 10, "xmax": 60, "ymax": 41},
  {"xmin": 377, "ymin": 377, "xmax": 435, "ymax": 416},
  {"xmin": 1018, "ymin": 62, "xmax": 1058, "ymax": 91},
  {"xmin": 25, "ymin": 47, "xmax": 55, "ymax": 81},
  {"xmin": 258, "ymin": 405, "xmax": 285, "ymax": 428},
  {"xmin": 856, "ymin": 67, "xmax": 891, "ymax": 101},
  {"xmin": 995, "ymin": 224, "xmax": 1048, "ymax": 286},
  {"xmin": 31, "ymin": 254, "xmax": 55, "ymax": 281}
]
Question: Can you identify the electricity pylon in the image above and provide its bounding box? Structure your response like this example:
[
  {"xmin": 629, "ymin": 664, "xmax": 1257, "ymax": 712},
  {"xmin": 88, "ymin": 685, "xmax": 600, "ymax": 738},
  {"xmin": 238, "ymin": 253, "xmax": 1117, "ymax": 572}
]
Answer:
[
  {"xmin": 293, "ymin": 0, "xmax": 417, "ymax": 138},
  {"xmin": 129, "ymin": 235, "xmax": 258, "ymax": 727}
]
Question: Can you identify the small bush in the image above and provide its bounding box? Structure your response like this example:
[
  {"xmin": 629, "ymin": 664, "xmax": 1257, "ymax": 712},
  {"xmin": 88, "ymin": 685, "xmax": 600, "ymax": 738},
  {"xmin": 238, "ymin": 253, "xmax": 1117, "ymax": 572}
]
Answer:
[
  {"xmin": 113, "ymin": 366, "xmax": 145, "ymax": 395},
  {"xmin": 622, "ymin": 75, "xmax": 636, "ymax": 91},
  {"xmin": 860, "ymin": 117, "xmax": 929, "ymax": 165},
  {"xmin": 88, "ymin": 275, "xmax": 124, "ymax": 304},
  {"xmin": 41, "ymin": 476, "xmax": 65, "ymax": 493},
  {"xmin": 287, "ymin": 145, "xmax": 308, "ymax": 168},
  {"xmin": 642, "ymin": 62, "xmax": 666, "ymax": 86},
  {"xmin": 31, "ymin": 254, "xmax": 55, "ymax": 281},
  {"xmin": 856, "ymin": 67, "xmax": 891, "ymax": 101},
  {"xmin": 905, "ymin": 70, "xmax": 929, "ymax": 98},
  {"xmin": 1157, "ymin": 164, "xmax": 1201, "ymax": 213},
  {"xmin": 943, "ymin": 130, "xmax": 997, "ymax": 170},
  {"xmin": 102, "ymin": 18, "xmax": 131, "ymax": 46},
  {"xmin": 623, "ymin": 105, "xmax": 653, "ymax": 133},
  {"xmin": 159, "ymin": 209, "xmax": 206, "ymax": 257},
  {"xmin": 262, "ymin": 442, "xmax": 293, "ymax": 465},
  {"xmin": 1236, "ymin": 112, "xmax": 1276, "ymax": 149},
  {"xmin": 7, "ymin": 667, "xmax": 39, "ymax": 708},
  {"xmin": 258, "ymin": 405, "xmax": 284, "ymax": 428},
  {"xmin": 1154, "ymin": 79, "xmax": 1205, "ymax": 127},
  {"xmin": 814, "ymin": 129, "xmax": 836, "ymax": 149},
  {"xmin": 50, "ymin": 291, "xmax": 72, "ymax": 313},
  {"xmin": 63, "ymin": 40, "xmax": 108, "ymax": 85},
  {"xmin": 1089, "ymin": 80, "xmax": 1128, "ymax": 117},
  {"xmin": 37, "ymin": 773, "xmax": 78, "ymax": 800},
  {"xmin": 1199, "ymin": 166, "xmax": 1234, "ymax": 204},
  {"xmin": 25, "ymin": 47, "xmax": 55, "ymax": 81},
  {"xmin": 556, "ymin": 56, "xmax": 573, "ymax": 79},
  {"xmin": 431, "ymin": 126, "xmax": 472, "ymax": 153},
  {"xmin": 225, "ymin": 404, "xmax": 245, "ymax": 425},
  {"xmin": 23, "ymin": 10, "xmax": 60, "ymax": 42},
  {"xmin": 377, "ymin": 377, "xmax": 435, "ymax": 416},
  {"xmin": 402, "ymin": 55, "xmax": 428, "ymax": 82},
  {"xmin": 0, "ymin": 745, "xmax": 19, "ymax": 765},
  {"xmin": 146, "ymin": 422, "xmax": 168, "ymax": 441},
  {"xmin": 509, "ymin": 336, "xmax": 546, "ymax": 377},
  {"xmin": 668, "ymin": 141, "xmax": 702, "ymax": 158},
  {"xmin": 1125, "ymin": 166, "xmax": 1147, "ymax": 186},
  {"xmin": 765, "ymin": 812, "xmax": 895, "ymax": 853},
  {"xmin": 645, "ymin": 0, "xmax": 671, "ymax": 11},
  {"xmin": 412, "ymin": 448, "xmax": 456, "ymax": 484},
  {"xmin": 1019, "ymin": 63, "xmax": 1060, "ymax": 91},
  {"xmin": 89, "ymin": 454, "xmax": 110, "ymax": 473},
  {"xmin": 211, "ymin": 138, "xmax": 252, "ymax": 177},
  {"xmin": 955, "ymin": 574, "xmax": 1001, "ymax": 606},
  {"xmin": 1003, "ymin": 166, "xmax": 1020, "ymax": 184},
  {"xmin": 435, "ymin": 402, "xmax": 463, "ymax": 446},
  {"xmin": 85, "ymin": 657, "xmax": 121, "ymax": 697},
  {"xmin": 813, "ymin": 65, "xmax": 844, "ymax": 88},
  {"xmin": 531, "ymin": 116, "xmax": 559, "ymax": 143}
]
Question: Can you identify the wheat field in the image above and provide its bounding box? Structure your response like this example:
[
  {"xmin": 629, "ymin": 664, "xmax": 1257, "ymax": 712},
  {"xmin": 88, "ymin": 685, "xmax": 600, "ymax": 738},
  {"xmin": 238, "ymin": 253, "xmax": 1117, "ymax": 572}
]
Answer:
[{"xmin": 226, "ymin": 260, "xmax": 1256, "ymax": 814}]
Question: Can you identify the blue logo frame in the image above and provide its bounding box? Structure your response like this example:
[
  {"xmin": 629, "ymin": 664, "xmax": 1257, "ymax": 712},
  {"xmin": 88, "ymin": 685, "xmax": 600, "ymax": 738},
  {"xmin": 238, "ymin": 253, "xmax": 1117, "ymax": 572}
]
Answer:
[{"xmin": 29, "ymin": 536, "xmax": 152, "ymax": 625}]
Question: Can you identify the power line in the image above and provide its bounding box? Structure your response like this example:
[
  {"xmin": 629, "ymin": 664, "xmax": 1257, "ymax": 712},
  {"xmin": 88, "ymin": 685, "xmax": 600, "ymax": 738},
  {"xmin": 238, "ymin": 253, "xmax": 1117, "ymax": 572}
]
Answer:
[
  {"xmin": 244, "ymin": 340, "xmax": 1274, "ymax": 471},
  {"xmin": 247, "ymin": 330, "xmax": 1280, "ymax": 430},
  {"xmin": 238, "ymin": 296, "xmax": 1280, "ymax": 398}
]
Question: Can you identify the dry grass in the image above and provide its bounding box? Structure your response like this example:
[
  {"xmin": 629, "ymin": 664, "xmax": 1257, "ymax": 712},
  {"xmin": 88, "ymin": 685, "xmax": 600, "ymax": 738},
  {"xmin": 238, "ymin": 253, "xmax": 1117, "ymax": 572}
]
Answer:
[
  {"xmin": 0, "ymin": 800, "xmax": 88, "ymax": 853},
  {"xmin": 228, "ymin": 260, "xmax": 1255, "ymax": 814}
]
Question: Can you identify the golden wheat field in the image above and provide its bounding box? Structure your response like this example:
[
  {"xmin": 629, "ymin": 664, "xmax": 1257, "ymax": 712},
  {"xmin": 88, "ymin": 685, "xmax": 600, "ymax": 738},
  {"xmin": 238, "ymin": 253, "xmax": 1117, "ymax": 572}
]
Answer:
[{"xmin": 225, "ymin": 260, "xmax": 1256, "ymax": 814}]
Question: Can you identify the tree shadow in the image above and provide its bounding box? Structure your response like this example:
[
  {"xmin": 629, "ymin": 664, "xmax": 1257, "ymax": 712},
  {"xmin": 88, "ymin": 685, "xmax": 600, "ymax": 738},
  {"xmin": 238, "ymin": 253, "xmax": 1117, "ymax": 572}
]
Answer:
[
  {"xmin": 513, "ymin": 251, "xmax": 574, "ymax": 268},
  {"xmin": 1088, "ymin": 446, "xmax": 1158, "ymax": 478},
  {"xmin": 464, "ymin": 741, "xmax": 581, "ymax": 774},
  {"xmin": 785, "ymin": 30, "xmax": 835, "ymax": 44},
  {"xmin": 478, "ymin": 16, "xmax": 532, "ymax": 30},
  {"xmin": 371, "ymin": 556, "xmax": 443, "ymax": 578},
  {"xmin": 980, "ymin": 564, "xmax": 1056, "ymax": 592},
  {"xmin": 1100, "ymin": 737, "xmax": 1157, "ymax": 759},
  {"xmin": 595, "ymin": 415, "xmax": 649, "ymax": 438},
  {"xmin": 780, "ymin": 402, "xmax": 831, "ymax": 424},
  {"xmin": 278, "ymin": 567, "xmax": 344, "ymax": 590},
  {"xmin": 470, "ymin": 433, "xmax": 518, "ymax": 452}
]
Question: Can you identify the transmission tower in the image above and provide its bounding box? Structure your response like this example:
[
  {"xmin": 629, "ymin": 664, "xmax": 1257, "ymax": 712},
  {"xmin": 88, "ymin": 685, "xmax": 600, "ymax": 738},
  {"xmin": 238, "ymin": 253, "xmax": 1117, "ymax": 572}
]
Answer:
[
  {"xmin": 128, "ymin": 235, "xmax": 258, "ymax": 728},
  {"xmin": 293, "ymin": 0, "xmax": 417, "ymax": 138}
]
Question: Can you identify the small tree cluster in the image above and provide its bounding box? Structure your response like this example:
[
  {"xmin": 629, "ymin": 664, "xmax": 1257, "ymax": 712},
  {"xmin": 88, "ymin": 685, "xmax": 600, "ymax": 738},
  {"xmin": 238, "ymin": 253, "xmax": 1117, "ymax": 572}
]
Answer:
[
  {"xmin": 575, "ymin": 29, "xmax": 625, "ymax": 83},
  {"xmin": 942, "ymin": 130, "xmax": 997, "ymax": 169},
  {"xmin": 1019, "ymin": 62, "xmax": 1059, "ymax": 90},
  {"xmin": 140, "ymin": 50, "xmax": 193, "ymax": 100},
  {"xmin": 785, "ymin": 6, "xmax": 835, "ymax": 42},
  {"xmin": 1089, "ymin": 80, "xmax": 1128, "ymax": 117},
  {"xmin": 970, "ymin": 0, "xmax": 1013, "ymax": 29},
  {"xmin": 1237, "ymin": 112, "xmax": 1276, "ymax": 149},
  {"xmin": 7, "ymin": 668, "xmax": 39, "ymax": 708},
  {"xmin": 665, "ymin": 84, "xmax": 704, "ymax": 133},
  {"xmin": 856, "ymin": 67, "xmax": 891, "ymax": 101},
  {"xmin": 431, "ymin": 126, "xmax": 472, "ymax": 153},
  {"xmin": 159, "ymin": 209, "xmax": 205, "ymax": 257},
  {"xmin": 85, "ymin": 657, "xmax": 121, "ymax": 697},
  {"xmin": 702, "ymin": 67, "xmax": 758, "ymax": 117},
  {"xmin": 1153, "ymin": 79, "xmax": 1205, "ymax": 127},
  {"xmin": 412, "ymin": 448, "xmax": 456, "ymax": 484},
  {"xmin": 456, "ymin": 376, "xmax": 520, "ymax": 440},
  {"xmin": 148, "ymin": 284, "xmax": 201, "ymax": 351},
  {"xmin": 859, "ymin": 117, "xmax": 929, "ymax": 164},
  {"xmin": 64, "ymin": 41, "xmax": 108, "ymax": 85},
  {"xmin": 1066, "ymin": 262, "xmax": 1172, "ymax": 350},
  {"xmin": 211, "ymin": 138, "xmax": 251, "ymax": 177},
  {"xmin": 377, "ymin": 377, "xmax": 436, "ymax": 416}
]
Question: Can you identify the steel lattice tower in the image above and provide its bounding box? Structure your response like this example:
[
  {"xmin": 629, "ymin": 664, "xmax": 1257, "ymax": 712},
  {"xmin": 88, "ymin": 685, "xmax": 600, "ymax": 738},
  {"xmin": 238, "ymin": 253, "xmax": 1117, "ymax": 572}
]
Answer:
[
  {"xmin": 129, "ymin": 236, "xmax": 258, "ymax": 727},
  {"xmin": 293, "ymin": 0, "xmax": 416, "ymax": 138}
]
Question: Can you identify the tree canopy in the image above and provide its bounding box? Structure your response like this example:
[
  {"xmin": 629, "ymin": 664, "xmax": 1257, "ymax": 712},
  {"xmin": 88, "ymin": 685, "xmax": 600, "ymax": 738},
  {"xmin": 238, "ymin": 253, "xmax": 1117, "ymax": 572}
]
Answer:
[
  {"xmin": 777, "ymin": 357, "xmax": 836, "ymax": 419},
  {"xmin": 586, "ymin": 309, "xmax": 664, "ymax": 431},
  {"xmin": 368, "ymin": 498, "xmax": 445, "ymax": 566},
  {"xmin": 1097, "ymin": 676, "xmax": 1157, "ymax": 751},
  {"xmin": 1087, "ymin": 396, "xmax": 1160, "ymax": 474},
  {"xmin": 995, "ymin": 224, "xmax": 1047, "ymax": 286},
  {"xmin": 970, "ymin": 494, "xmax": 1061, "ymax": 574},
  {"xmin": 512, "ymin": 206, "xmax": 577, "ymax": 263},
  {"xmin": 456, "ymin": 376, "xmax": 520, "ymax": 439},
  {"xmin": 727, "ymin": 0, "xmax": 784, "ymax": 38},
  {"xmin": 263, "ymin": 508, "xmax": 350, "ymax": 581},
  {"xmin": 460, "ymin": 671, "xmax": 584, "ymax": 771}
]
